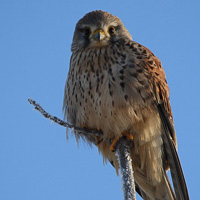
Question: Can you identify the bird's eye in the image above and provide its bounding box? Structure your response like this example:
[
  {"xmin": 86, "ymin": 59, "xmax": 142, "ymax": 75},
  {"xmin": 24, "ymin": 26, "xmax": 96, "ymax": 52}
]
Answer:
[
  {"xmin": 83, "ymin": 27, "xmax": 91, "ymax": 37},
  {"xmin": 108, "ymin": 26, "xmax": 115, "ymax": 35}
]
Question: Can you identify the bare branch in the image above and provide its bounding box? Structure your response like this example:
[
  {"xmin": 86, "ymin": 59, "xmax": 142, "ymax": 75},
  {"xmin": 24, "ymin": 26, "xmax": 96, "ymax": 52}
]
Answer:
[
  {"xmin": 28, "ymin": 98, "xmax": 136, "ymax": 200},
  {"xmin": 28, "ymin": 98, "xmax": 103, "ymax": 137},
  {"xmin": 116, "ymin": 138, "xmax": 136, "ymax": 200}
]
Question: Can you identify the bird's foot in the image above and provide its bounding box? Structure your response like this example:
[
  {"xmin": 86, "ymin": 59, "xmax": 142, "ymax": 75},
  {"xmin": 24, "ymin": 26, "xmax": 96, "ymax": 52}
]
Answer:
[
  {"xmin": 110, "ymin": 132, "xmax": 134, "ymax": 152},
  {"xmin": 82, "ymin": 124, "xmax": 93, "ymax": 131},
  {"xmin": 96, "ymin": 136, "xmax": 103, "ymax": 145},
  {"xmin": 82, "ymin": 124, "xmax": 103, "ymax": 145}
]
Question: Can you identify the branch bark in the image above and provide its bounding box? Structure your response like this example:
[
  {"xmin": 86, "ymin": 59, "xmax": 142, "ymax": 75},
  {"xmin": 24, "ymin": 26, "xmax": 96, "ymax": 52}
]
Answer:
[
  {"xmin": 28, "ymin": 98, "xmax": 136, "ymax": 200},
  {"xmin": 116, "ymin": 138, "xmax": 136, "ymax": 200},
  {"xmin": 28, "ymin": 98, "xmax": 103, "ymax": 137}
]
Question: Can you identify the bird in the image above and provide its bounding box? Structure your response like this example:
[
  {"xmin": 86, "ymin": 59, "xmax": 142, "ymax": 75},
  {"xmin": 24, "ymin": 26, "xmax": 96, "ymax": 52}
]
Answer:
[{"xmin": 63, "ymin": 10, "xmax": 189, "ymax": 200}]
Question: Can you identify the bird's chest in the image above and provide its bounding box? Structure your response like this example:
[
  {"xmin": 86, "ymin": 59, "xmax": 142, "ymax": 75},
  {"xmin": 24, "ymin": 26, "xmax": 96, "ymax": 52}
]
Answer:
[
  {"xmin": 69, "ymin": 54, "xmax": 122, "ymax": 120},
  {"xmin": 66, "ymin": 47, "xmax": 154, "ymax": 138}
]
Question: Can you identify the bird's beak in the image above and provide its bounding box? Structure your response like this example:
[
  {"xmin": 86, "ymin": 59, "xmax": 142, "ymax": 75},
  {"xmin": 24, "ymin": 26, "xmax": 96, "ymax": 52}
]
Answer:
[{"xmin": 93, "ymin": 29, "xmax": 106, "ymax": 42}]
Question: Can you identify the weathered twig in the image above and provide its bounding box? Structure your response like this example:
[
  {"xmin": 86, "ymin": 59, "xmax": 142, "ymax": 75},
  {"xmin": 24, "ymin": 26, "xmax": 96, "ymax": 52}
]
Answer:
[
  {"xmin": 28, "ymin": 98, "xmax": 103, "ymax": 137},
  {"xmin": 116, "ymin": 137, "xmax": 136, "ymax": 200},
  {"xmin": 28, "ymin": 98, "xmax": 136, "ymax": 200}
]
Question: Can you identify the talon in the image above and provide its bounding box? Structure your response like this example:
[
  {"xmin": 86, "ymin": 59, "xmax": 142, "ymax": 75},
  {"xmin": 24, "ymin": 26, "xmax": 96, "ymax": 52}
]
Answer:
[
  {"xmin": 125, "ymin": 134, "xmax": 134, "ymax": 141},
  {"xmin": 110, "ymin": 137, "xmax": 119, "ymax": 152},
  {"xmin": 110, "ymin": 132, "xmax": 134, "ymax": 152},
  {"xmin": 96, "ymin": 136, "xmax": 103, "ymax": 145},
  {"xmin": 122, "ymin": 130, "xmax": 134, "ymax": 141},
  {"xmin": 82, "ymin": 124, "xmax": 93, "ymax": 131},
  {"xmin": 82, "ymin": 125, "xmax": 103, "ymax": 145}
]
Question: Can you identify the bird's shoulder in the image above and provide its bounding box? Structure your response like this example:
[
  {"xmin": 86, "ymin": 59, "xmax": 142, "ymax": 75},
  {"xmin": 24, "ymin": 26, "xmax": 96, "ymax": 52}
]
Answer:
[
  {"xmin": 123, "ymin": 41, "xmax": 172, "ymax": 116},
  {"xmin": 121, "ymin": 40, "xmax": 176, "ymax": 144}
]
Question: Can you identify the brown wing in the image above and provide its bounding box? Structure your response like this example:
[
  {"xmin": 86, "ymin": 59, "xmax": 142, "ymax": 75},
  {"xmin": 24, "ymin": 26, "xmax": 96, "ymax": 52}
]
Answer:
[{"xmin": 139, "ymin": 45, "xmax": 189, "ymax": 200}]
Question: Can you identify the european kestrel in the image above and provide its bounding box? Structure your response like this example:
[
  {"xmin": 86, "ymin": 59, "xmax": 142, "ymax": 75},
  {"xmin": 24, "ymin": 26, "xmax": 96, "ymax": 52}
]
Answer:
[{"xmin": 63, "ymin": 10, "xmax": 189, "ymax": 200}]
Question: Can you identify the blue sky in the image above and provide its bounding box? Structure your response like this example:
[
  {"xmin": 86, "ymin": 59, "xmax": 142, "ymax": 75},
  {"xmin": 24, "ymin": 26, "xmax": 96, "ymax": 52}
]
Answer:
[{"xmin": 0, "ymin": 0, "xmax": 199, "ymax": 199}]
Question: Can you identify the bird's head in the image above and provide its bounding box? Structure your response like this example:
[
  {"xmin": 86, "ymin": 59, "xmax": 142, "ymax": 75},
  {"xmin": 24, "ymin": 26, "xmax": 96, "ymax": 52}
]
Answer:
[{"xmin": 71, "ymin": 10, "xmax": 132, "ymax": 51}]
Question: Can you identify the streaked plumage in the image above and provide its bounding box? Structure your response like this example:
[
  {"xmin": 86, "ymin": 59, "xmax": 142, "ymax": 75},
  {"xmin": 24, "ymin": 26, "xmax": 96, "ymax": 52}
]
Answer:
[{"xmin": 63, "ymin": 10, "xmax": 189, "ymax": 200}]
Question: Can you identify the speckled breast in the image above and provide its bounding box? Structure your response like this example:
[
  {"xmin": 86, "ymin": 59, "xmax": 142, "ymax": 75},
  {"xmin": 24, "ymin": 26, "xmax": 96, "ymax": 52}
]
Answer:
[{"xmin": 64, "ymin": 41, "xmax": 157, "ymax": 139}]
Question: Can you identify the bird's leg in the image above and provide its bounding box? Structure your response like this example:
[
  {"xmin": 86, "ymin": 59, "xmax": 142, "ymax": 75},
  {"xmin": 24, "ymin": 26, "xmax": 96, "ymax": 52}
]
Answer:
[
  {"xmin": 82, "ymin": 124, "xmax": 93, "ymax": 130},
  {"xmin": 110, "ymin": 137, "xmax": 119, "ymax": 152},
  {"xmin": 96, "ymin": 136, "xmax": 103, "ymax": 145},
  {"xmin": 110, "ymin": 131, "xmax": 134, "ymax": 152},
  {"xmin": 82, "ymin": 124, "xmax": 103, "ymax": 145}
]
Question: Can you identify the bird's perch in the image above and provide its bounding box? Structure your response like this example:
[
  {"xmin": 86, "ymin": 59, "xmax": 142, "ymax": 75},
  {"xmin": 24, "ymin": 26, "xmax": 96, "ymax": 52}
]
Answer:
[
  {"xmin": 116, "ymin": 137, "xmax": 136, "ymax": 200},
  {"xmin": 28, "ymin": 98, "xmax": 136, "ymax": 200}
]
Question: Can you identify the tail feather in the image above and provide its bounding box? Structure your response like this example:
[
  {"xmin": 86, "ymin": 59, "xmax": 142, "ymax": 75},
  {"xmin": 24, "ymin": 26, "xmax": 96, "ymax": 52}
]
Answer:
[
  {"xmin": 134, "ymin": 168, "xmax": 175, "ymax": 200},
  {"xmin": 158, "ymin": 103, "xmax": 189, "ymax": 200}
]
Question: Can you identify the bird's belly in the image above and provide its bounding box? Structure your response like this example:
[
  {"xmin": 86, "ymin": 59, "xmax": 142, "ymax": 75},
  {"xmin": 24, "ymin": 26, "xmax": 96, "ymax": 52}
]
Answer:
[{"xmin": 73, "ymin": 84, "xmax": 160, "ymax": 141}]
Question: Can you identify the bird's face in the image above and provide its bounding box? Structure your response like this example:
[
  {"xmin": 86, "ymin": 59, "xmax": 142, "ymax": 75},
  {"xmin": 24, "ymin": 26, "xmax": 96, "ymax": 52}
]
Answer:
[
  {"xmin": 71, "ymin": 10, "xmax": 132, "ymax": 51},
  {"xmin": 79, "ymin": 24, "xmax": 118, "ymax": 48}
]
